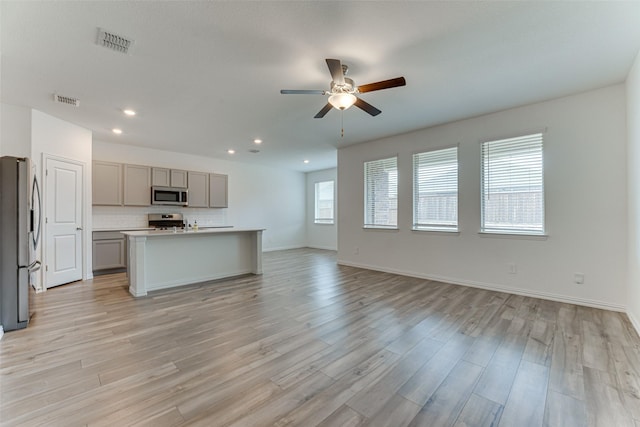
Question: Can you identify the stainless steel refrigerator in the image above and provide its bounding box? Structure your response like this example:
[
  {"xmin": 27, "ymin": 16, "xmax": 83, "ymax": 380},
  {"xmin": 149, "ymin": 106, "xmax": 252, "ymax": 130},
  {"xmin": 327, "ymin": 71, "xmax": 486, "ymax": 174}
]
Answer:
[{"xmin": 1, "ymin": 156, "xmax": 41, "ymax": 332}]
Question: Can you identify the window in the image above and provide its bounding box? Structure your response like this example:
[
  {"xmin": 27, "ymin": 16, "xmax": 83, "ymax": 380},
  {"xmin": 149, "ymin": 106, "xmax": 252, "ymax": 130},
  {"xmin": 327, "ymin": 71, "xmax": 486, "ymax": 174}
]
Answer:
[
  {"xmin": 413, "ymin": 146, "xmax": 458, "ymax": 231},
  {"xmin": 314, "ymin": 180, "xmax": 335, "ymax": 224},
  {"xmin": 481, "ymin": 133, "xmax": 544, "ymax": 234},
  {"xmin": 364, "ymin": 157, "xmax": 398, "ymax": 228}
]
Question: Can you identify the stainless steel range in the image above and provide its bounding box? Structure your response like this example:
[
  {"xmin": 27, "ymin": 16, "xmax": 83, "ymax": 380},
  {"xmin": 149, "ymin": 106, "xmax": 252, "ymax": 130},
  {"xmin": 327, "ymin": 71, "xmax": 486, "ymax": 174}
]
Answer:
[{"xmin": 148, "ymin": 213, "xmax": 184, "ymax": 230}]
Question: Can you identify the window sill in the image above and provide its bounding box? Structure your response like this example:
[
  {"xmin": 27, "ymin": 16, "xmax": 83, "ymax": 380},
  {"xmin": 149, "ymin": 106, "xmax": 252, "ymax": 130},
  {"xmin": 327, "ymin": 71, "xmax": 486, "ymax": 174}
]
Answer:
[
  {"xmin": 363, "ymin": 226, "xmax": 399, "ymax": 231},
  {"xmin": 478, "ymin": 231, "xmax": 548, "ymax": 241},
  {"xmin": 314, "ymin": 222, "xmax": 335, "ymax": 226},
  {"xmin": 412, "ymin": 228, "xmax": 460, "ymax": 236}
]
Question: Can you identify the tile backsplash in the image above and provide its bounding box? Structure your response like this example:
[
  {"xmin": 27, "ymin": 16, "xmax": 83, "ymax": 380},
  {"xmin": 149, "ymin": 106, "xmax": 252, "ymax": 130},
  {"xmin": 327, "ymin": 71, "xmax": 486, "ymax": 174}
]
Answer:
[{"xmin": 93, "ymin": 206, "xmax": 228, "ymax": 230}]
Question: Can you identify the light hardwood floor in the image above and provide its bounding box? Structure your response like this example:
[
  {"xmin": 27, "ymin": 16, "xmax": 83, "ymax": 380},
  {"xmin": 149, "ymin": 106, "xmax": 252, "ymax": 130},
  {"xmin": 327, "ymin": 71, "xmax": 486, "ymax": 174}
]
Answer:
[{"xmin": 1, "ymin": 248, "xmax": 639, "ymax": 427}]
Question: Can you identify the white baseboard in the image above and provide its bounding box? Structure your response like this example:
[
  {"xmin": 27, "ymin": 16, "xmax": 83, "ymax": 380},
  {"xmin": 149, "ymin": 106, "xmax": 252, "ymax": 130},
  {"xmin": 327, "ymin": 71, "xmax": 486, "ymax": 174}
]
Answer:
[
  {"xmin": 306, "ymin": 245, "xmax": 338, "ymax": 251},
  {"xmin": 262, "ymin": 244, "xmax": 306, "ymax": 253},
  {"xmin": 0, "ymin": 325, "xmax": 4, "ymax": 341},
  {"xmin": 627, "ymin": 309, "xmax": 640, "ymax": 339},
  {"xmin": 337, "ymin": 259, "xmax": 626, "ymax": 313}
]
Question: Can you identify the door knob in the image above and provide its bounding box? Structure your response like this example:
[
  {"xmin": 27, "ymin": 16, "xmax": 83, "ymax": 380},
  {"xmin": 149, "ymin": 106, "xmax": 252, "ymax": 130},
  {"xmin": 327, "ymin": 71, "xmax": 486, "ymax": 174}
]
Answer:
[{"xmin": 76, "ymin": 226, "xmax": 83, "ymax": 231}]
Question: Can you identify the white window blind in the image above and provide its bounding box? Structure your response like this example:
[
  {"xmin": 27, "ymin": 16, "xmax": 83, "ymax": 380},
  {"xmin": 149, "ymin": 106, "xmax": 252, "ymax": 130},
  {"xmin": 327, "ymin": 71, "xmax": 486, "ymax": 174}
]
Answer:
[
  {"xmin": 314, "ymin": 180, "xmax": 334, "ymax": 224},
  {"xmin": 364, "ymin": 157, "xmax": 398, "ymax": 228},
  {"xmin": 413, "ymin": 146, "xmax": 458, "ymax": 231},
  {"xmin": 481, "ymin": 133, "xmax": 544, "ymax": 234}
]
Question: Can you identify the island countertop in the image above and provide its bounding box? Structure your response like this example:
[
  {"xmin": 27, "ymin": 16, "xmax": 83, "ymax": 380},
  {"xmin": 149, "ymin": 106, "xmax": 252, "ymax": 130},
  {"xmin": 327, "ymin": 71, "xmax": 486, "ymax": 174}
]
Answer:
[{"xmin": 121, "ymin": 227, "xmax": 262, "ymax": 238}]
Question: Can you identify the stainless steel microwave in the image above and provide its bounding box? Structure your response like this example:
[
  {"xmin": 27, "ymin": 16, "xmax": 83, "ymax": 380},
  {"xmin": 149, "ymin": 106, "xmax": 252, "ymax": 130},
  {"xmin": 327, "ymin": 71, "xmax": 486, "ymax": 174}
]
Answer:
[{"xmin": 151, "ymin": 186, "xmax": 188, "ymax": 206}]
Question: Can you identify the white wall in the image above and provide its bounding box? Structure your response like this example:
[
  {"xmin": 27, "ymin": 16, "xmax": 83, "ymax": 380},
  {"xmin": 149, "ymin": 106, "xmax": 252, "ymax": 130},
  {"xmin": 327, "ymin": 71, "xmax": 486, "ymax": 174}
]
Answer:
[
  {"xmin": 627, "ymin": 50, "xmax": 640, "ymax": 335},
  {"xmin": 92, "ymin": 140, "xmax": 306, "ymax": 252},
  {"xmin": 31, "ymin": 110, "xmax": 93, "ymax": 289},
  {"xmin": 306, "ymin": 168, "xmax": 337, "ymax": 250},
  {"xmin": 338, "ymin": 85, "xmax": 627, "ymax": 311},
  {"xmin": 1, "ymin": 103, "xmax": 32, "ymax": 157}
]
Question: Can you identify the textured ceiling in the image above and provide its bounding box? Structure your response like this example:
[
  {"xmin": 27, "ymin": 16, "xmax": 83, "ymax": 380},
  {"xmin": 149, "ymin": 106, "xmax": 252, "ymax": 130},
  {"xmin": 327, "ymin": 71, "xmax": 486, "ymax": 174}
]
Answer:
[{"xmin": 2, "ymin": 1, "xmax": 640, "ymax": 171}]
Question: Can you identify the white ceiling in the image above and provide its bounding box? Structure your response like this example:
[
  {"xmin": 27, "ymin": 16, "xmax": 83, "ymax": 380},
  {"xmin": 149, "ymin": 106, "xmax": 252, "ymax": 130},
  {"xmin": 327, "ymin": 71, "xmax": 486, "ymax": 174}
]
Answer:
[{"xmin": 2, "ymin": 1, "xmax": 640, "ymax": 172}]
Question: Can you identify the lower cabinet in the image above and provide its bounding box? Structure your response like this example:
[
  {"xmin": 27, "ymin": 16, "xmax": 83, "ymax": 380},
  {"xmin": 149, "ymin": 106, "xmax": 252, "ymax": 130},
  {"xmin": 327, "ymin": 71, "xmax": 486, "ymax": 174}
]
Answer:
[{"xmin": 93, "ymin": 231, "xmax": 127, "ymax": 275}]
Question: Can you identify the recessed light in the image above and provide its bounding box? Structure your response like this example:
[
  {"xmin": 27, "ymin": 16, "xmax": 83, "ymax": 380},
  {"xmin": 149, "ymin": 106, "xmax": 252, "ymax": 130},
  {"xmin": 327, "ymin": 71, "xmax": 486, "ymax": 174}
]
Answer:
[
  {"xmin": 303, "ymin": 159, "xmax": 310, "ymax": 164},
  {"xmin": 112, "ymin": 128, "xmax": 123, "ymax": 134},
  {"xmin": 254, "ymin": 139, "xmax": 262, "ymax": 144},
  {"xmin": 123, "ymin": 109, "xmax": 136, "ymax": 116},
  {"xmin": 227, "ymin": 149, "xmax": 235, "ymax": 154}
]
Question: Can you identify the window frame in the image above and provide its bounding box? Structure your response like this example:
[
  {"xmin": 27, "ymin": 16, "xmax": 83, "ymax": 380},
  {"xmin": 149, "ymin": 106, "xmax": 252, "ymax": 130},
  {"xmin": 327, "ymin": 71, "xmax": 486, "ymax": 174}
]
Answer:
[
  {"xmin": 314, "ymin": 180, "xmax": 335, "ymax": 225},
  {"xmin": 364, "ymin": 156, "xmax": 399, "ymax": 229},
  {"xmin": 412, "ymin": 145, "xmax": 459, "ymax": 232},
  {"xmin": 480, "ymin": 132, "xmax": 546, "ymax": 236}
]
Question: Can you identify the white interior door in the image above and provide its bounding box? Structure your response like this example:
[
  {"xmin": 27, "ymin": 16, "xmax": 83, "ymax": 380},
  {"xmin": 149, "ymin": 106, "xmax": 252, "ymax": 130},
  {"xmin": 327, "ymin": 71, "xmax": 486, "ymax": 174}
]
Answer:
[{"xmin": 45, "ymin": 158, "xmax": 83, "ymax": 288}]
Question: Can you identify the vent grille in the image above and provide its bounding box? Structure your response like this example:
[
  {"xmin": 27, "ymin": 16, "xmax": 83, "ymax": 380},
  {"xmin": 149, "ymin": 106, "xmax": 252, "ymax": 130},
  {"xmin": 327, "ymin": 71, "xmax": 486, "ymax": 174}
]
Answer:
[
  {"xmin": 96, "ymin": 28, "xmax": 134, "ymax": 54},
  {"xmin": 53, "ymin": 94, "xmax": 80, "ymax": 107}
]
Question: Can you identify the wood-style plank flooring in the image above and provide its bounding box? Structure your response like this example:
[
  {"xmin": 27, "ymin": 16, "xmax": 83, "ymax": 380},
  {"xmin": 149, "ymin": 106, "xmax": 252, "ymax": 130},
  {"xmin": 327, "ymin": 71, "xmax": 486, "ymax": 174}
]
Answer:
[{"xmin": 1, "ymin": 248, "xmax": 639, "ymax": 426}]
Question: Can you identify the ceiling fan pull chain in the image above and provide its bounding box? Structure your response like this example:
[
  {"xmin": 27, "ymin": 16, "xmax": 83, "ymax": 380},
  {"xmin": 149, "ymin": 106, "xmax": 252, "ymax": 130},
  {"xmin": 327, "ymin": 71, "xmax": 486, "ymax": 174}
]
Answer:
[{"xmin": 341, "ymin": 111, "xmax": 345, "ymax": 138}]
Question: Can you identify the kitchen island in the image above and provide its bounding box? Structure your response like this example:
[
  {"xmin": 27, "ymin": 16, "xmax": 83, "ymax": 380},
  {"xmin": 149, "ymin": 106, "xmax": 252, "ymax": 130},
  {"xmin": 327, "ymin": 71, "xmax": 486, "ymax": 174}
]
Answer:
[{"xmin": 121, "ymin": 228, "xmax": 264, "ymax": 297}]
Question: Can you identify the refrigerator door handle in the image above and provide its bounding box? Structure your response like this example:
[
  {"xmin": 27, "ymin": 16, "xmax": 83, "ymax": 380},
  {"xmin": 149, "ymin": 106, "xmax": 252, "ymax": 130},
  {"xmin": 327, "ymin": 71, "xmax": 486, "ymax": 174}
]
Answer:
[{"xmin": 31, "ymin": 175, "xmax": 42, "ymax": 250}]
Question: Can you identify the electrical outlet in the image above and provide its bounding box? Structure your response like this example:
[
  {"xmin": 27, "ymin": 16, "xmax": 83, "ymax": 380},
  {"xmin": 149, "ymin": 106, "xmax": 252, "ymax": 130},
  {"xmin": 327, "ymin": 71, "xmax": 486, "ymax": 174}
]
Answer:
[
  {"xmin": 574, "ymin": 273, "xmax": 584, "ymax": 284},
  {"xmin": 508, "ymin": 263, "xmax": 517, "ymax": 274}
]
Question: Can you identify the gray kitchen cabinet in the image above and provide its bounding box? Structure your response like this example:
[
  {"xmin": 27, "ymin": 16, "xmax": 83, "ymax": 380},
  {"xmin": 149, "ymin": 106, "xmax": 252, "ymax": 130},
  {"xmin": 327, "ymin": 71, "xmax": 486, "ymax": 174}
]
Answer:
[
  {"xmin": 92, "ymin": 161, "xmax": 123, "ymax": 206},
  {"xmin": 170, "ymin": 169, "xmax": 188, "ymax": 188},
  {"xmin": 93, "ymin": 231, "xmax": 126, "ymax": 274},
  {"xmin": 209, "ymin": 173, "xmax": 228, "ymax": 208},
  {"xmin": 151, "ymin": 167, "xmax": 170, "ymax": 187},
  {"xmin": 124, "ymin": 164, "xmax": 151, "ymax": 206},
  {"xmin": 187, "ymin": 171, "xmax": 209, "ymax": 208},
  {"xmin": 152, "ymin": 167, "xmax": 188, "ymax": 188}
]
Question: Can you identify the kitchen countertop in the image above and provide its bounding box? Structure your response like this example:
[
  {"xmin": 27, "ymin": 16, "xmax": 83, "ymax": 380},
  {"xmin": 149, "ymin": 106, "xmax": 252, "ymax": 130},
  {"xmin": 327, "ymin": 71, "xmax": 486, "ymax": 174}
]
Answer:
[
  {"xmin": 122, "ymin": 227, "xmax": 262, "ymax": 237},
  {"xmin": 93, "ymin": 227, "xmax": 155, "ymax": 232},
  {"xmin": 94, "ymin": 226, "xmax": 234, "ymax": 232}
]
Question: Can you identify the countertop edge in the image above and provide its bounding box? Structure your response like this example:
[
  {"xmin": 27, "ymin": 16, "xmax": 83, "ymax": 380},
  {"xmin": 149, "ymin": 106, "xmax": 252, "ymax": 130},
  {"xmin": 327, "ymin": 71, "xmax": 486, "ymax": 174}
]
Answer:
[{"xmin": 122, "ymin": 228, "xmax": 265, "ymax": 237}]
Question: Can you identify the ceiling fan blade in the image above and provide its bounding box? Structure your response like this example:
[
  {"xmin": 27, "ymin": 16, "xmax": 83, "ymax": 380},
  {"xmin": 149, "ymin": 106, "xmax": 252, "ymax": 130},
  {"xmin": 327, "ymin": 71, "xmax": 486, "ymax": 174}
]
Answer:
[
  {"xmin": 354, "ymin": 97, "xmax": 382, "ymax": 116},
  {"xmin": 326, "ymin": 58, "xmax": 345, "ymax": 86},
  {"xmin": 280, "ymin": 89, "xmax": 326, "ymax": 95},
  {"xmin": 357, "ymin": 77, "xmax": 406, "ymax": 93},
  {"xmin": 314, "ymin": 103, "xmax": 333, "ymax": 119}
]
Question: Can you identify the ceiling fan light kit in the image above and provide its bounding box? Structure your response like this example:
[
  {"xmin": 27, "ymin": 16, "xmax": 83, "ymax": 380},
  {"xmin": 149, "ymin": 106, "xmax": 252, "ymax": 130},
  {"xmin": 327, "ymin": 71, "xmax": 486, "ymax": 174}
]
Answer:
[
  {"xmin": 328, "ymin": 93, "xmax": 357, "ymax": 110},
  {"xmin": 281, "ymin": 58, "xmax": 406, "ymax": 119}
]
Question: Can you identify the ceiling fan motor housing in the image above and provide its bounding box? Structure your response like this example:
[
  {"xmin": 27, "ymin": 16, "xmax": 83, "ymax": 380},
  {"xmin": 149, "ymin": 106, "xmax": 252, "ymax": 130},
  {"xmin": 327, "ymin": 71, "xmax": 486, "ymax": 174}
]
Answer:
[{"xmin": 331, "ymin": 77, "xmax": 355, "ymax": 94}]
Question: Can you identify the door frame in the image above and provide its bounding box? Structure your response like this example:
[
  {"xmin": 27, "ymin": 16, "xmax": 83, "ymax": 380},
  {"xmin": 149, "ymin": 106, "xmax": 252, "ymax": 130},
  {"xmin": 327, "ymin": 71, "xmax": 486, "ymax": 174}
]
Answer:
[{"xmin": 41, "ymin": 153, "xmax": 88, "ymax": 291}]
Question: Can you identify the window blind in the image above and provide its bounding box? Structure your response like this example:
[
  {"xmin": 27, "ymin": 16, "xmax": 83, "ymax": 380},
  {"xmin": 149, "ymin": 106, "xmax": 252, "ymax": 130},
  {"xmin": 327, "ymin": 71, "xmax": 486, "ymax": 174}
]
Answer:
[
  {"xmin": 314, "ymin": 180, "xmax": 334, "ymax": 224},
  {"xmin": 413, "ymin": 146, "xmax": 458, "ymax": 230},
  {"xmin": 364, "ymin": 157, "xmax": 398, "ymax": 228},
  {"xmin": 481, "ymin": 133, "xmax": 544, "ymax": 234}
]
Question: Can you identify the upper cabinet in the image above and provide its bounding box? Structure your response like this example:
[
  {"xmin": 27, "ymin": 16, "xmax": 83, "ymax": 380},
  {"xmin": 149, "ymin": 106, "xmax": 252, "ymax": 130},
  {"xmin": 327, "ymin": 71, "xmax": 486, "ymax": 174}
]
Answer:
[
  {"xmin": 171, "ymin": 170, "xmax": 188, "ymax": 188},
  {"xmin": 93, "ymin": 161, "xmax": 228, "ymax": 209},
  {"xmin": 152, "ymin": 167, "xmax": 188, "ymax": 188},
  {"xmin": 124, "ymin": 164, "xmax": 151, "ymax": 206},
  {"xmin": 209, "ymin": 173, "xmax": 228, "ymax": 208},
  {"xmin": 93, "ymin": 161, "xmax": 123, "ymax": 206},
  {"xmin": 188, "ymin": 171, "xmax": 209, "ymax": 208}
]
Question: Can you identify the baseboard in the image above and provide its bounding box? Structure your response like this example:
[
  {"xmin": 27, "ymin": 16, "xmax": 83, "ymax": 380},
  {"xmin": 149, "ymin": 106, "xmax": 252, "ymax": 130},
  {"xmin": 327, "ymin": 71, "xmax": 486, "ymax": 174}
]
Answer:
[
  {"xmin": 627, "ymin": 309, "xmax": 640, "ymax": 339},
  {"xmin": 306, "ymin": 245, "xmax": 338, "ymax": 251},
  {"xmin": 0, "ymin": 325, "xmax": 4, "ymax": 341},
  {"xmin": 262, "ymin": 244, "xmax": 306, "ymax": 253},
  {"xmin": 337, "ymin": 259, "xmax": 626, "ymax": 313}
]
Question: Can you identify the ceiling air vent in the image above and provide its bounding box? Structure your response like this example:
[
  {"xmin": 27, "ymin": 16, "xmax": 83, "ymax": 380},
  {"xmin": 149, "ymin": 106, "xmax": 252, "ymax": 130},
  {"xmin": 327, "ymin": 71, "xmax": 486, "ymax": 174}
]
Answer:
[
  {"xmin": 53, "ymin": 94, "xmax": 80, "ymax": 107},
  {"xmin": 96, "ymin": 28, "xmax": 134, "ymax": 54}
]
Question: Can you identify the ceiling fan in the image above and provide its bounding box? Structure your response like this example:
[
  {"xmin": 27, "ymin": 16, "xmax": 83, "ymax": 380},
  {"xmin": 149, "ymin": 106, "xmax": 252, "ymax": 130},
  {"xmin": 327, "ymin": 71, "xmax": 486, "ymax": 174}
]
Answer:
[{"xmin": 280, "ymin": 58, "xmax": 406, "ymax": 118}]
